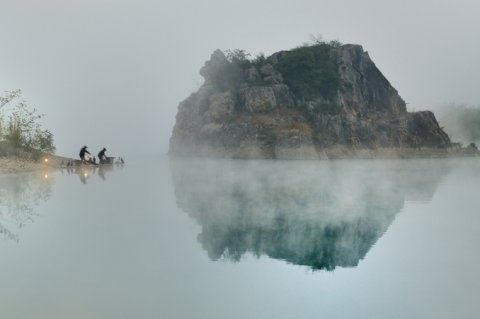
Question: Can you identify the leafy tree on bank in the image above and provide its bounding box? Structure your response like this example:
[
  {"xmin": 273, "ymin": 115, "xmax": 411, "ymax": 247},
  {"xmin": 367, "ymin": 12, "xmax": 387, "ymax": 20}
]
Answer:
[{"xmin": 0, "ymin": 90, "xmax": 55, "ymax": 155}]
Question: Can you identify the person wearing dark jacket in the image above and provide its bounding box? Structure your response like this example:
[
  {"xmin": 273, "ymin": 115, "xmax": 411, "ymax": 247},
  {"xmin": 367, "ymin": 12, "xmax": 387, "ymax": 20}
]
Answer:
[
  {"xmin": 79, "ymin": 146, "xmax": 91, "ymax": 163},
  {"xmin": 98, "ymin": 147, "xmax": 108, "ymax": 163}
]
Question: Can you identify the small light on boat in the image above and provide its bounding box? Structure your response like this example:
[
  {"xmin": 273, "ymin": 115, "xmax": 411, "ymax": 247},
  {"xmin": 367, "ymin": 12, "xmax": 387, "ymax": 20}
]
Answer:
[
  {"xmin": 44, "ymin": 173, "xmax": 49, "ymax": 179},
  {"xmin": 84, "ymin": 172, "xmax": 88, "ymax": 177},
  {"xmin": 44, "ymin": 158, "xmax": 49, "ymax": 163}
]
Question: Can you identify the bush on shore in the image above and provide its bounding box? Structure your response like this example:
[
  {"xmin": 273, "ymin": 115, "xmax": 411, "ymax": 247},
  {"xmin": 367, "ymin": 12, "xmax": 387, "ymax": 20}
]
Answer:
[{"xmin": 0, "ymin": 90, "xmax": 55, "ymax": 158}]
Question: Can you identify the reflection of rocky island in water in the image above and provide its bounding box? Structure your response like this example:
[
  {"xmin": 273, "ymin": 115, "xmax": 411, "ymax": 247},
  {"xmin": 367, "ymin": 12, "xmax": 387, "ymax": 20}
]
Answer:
[
  {"xmin": 171, "ymin": 159, "xmax": 449, "ymax": 270},
  {"xmin": 0, "ymin": 172, "xmax": 54, "ymax": 242}
]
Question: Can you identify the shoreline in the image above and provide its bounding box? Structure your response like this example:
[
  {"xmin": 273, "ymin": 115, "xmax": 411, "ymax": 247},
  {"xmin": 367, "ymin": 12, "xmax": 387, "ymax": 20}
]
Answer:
[
  {"xmin": 0, "ymin": 157, "xmax": 45, "ymax": 173},
  {"xmin": 0, "ymin": 154, "xmax": 75, "ymax": 174},
  {"xmin": 0, "ymin": 154, "xmax": 124, "ymax": 174},
  {"xmin": 169, "ymin": 146, "xmax": 480, "ymax": 161},
  {"xmin": 2, "ymin": 147, "xmax": 478, "ymax": 174}
]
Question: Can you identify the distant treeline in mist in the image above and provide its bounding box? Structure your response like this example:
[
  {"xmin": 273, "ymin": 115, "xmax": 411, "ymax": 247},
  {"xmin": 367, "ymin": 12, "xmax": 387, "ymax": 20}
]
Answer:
[{"xmin": 436, "ymin": 104, "xmax": 480, "ymax": 145}]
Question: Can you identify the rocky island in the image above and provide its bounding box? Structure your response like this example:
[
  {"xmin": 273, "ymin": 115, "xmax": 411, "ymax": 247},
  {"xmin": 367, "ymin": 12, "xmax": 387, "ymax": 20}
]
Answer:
[{"xmin": 170, "ymin": 41, "xmax": 471, "ymax": 159}]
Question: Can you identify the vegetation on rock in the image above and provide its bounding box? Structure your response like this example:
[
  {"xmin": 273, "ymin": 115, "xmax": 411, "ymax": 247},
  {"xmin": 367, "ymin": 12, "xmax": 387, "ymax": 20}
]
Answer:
[
  {"xmin": 272, "ymin": 43, "xmax": 341, "ymax": 101},
  {"xmin": 222, "ymin": 41, "xmax": 342, "ymax": 101}
]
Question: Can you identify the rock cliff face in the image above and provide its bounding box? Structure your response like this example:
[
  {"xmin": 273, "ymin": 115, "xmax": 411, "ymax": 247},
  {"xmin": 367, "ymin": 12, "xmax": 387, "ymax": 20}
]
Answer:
[{"xmin": 170, "ymin": 43, "xmax": 451, "ymax": 159}]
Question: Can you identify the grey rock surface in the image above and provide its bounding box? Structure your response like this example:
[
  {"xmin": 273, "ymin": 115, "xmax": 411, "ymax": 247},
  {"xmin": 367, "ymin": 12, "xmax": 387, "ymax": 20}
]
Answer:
[{"xmin": 170, "ymin": 43, "xmax": 452, "ymax": 159}]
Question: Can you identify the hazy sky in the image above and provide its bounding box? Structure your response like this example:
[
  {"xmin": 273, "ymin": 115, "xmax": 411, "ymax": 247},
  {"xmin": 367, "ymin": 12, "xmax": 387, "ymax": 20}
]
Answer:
[{"xmin": 1, "ymin": 0, "xmax": 479, "ymax": 157}]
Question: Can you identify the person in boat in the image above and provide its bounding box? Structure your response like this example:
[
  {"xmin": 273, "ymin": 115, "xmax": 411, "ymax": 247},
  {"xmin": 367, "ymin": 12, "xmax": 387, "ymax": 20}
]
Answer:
[
  {"xmin": 79, "ymin": 146, "xmax": 91, "ymax": 163},
  {"xmin": 98, "ymin": 147, "xmax": 108, "ymax": 163}
]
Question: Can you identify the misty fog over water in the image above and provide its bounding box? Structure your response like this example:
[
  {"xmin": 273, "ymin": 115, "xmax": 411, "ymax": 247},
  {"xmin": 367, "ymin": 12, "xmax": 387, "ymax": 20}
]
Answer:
[{"xmin": 1, "ymin": 157, "xmax": 480, "ymax": 318}]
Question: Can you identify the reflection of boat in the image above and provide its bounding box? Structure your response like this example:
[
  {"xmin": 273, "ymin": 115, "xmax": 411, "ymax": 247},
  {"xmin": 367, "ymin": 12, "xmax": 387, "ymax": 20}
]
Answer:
[
  {"xmin": 63, "ymin": 158, "xmax": 123, "ymax": 184},
  {"xmin": 170, "ymin": 158, "xmax": 451, "ymax": 271}
]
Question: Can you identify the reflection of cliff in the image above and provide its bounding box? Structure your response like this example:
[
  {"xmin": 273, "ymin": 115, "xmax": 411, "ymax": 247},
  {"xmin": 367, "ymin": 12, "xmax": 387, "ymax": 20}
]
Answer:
[
  {"xmin": 0, "ymin": 172, "xmax": 54, "ymax": 242},
  {"xmin": 170, "ymin": 159, "xmax": 449, "ymax": 270}
]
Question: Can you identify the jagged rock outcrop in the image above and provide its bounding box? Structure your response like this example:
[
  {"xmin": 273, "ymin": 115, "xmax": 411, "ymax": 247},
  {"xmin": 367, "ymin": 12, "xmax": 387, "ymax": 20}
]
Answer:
[{"xmin": 170, "ymin": 43, "xmax": 451, "ymax": 159}]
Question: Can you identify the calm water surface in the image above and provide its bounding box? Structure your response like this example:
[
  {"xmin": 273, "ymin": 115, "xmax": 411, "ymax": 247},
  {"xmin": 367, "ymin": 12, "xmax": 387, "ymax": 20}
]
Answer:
[{"xmin": 1, "ymin": 157, "xmax": 479, "ymax": 319}]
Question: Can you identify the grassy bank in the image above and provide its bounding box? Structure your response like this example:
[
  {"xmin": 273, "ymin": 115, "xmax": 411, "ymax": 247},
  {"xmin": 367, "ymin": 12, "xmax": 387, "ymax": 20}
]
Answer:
[
  {"xmin": 0, "ymin": 156, "xmax": 45, "ymax": 173},
  {"xmin": 0, "ymin": 152, "xmax": 77, "ymax": 174}
]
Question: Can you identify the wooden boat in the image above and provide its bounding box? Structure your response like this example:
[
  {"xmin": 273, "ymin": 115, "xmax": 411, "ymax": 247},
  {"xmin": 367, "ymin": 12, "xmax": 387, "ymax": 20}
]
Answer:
[
  {"xmin": 67, "ymin": 157, "xmax": 116, "ymax": 166},
  {"xmin": 99, "ymin": 157, "xmax": 116, "ymax": 165}
]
